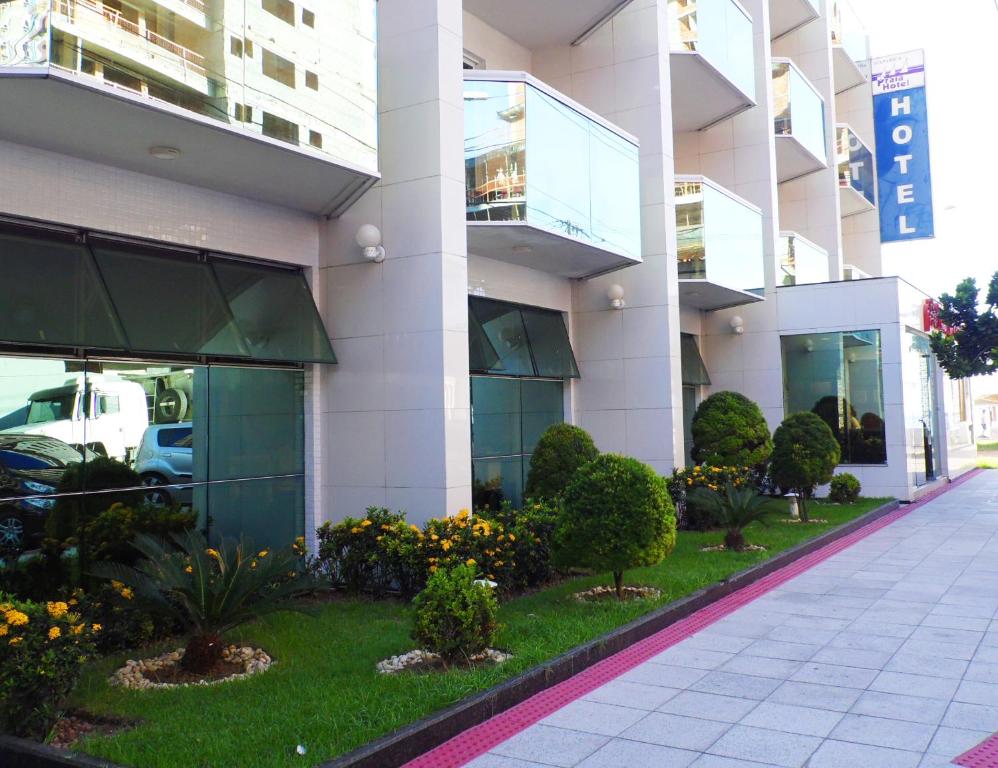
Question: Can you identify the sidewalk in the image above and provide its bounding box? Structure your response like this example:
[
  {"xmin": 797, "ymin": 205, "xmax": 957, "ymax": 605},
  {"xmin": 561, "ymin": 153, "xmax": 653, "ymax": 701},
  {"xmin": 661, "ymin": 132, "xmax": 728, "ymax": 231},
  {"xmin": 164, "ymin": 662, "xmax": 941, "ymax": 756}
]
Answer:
[{"xmin": 451, "ymin": 471, "xmax": 998, "ymax": 768}]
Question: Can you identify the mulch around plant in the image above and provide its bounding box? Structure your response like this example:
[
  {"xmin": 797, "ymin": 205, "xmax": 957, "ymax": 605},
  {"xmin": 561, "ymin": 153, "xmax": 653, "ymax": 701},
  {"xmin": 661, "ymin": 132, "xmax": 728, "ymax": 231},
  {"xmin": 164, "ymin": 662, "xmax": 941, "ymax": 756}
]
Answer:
[
  {"xmin": 572, "ymin": 585, "xmax": 661, "ymax": 603},
  {"xmin": 49, "ymin": 711, "xmax": 136, "ymax": 749},
  {"xmin": 139, "ymin": 657, "xmax": 247, "ymax": 685},
  {"xmin": 376, "ymin": 648, "xmax": 511, "ymax": 674}
]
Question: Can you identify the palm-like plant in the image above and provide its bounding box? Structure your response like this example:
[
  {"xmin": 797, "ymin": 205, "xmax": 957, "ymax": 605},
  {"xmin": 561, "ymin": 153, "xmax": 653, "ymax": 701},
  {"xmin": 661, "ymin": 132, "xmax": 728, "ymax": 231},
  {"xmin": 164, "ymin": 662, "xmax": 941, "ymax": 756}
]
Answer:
[
  {"xmin": 688, "ymin": 482, "xmax": 775, "ymax": 551},
  {"xmin": 92, "ymin": 531, "xmax": 318, "ymax": 673}
]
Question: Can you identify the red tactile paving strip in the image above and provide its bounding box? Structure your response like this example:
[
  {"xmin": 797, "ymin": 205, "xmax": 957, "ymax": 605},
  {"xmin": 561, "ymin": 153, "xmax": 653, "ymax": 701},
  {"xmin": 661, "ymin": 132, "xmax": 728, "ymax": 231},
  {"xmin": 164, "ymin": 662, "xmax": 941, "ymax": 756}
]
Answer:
[
  {"xmin": 403, "ymin": 470, "xmax": 984, "ymax": 768},
  {"xmin": 955, "ymin": 733, "xmax": 998, "ymax": 768}
]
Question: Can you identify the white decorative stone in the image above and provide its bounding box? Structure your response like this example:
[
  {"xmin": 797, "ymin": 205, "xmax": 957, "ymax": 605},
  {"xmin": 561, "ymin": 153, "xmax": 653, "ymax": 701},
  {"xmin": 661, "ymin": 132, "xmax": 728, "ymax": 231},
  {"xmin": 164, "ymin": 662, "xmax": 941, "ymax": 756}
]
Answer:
[
  {"xmin": 375, "ymin": 647, "xmax": 511, "ymax": 674},
  {"xmin": 108, "ymin": 645, "xmax": 274, "ymax": 690}
]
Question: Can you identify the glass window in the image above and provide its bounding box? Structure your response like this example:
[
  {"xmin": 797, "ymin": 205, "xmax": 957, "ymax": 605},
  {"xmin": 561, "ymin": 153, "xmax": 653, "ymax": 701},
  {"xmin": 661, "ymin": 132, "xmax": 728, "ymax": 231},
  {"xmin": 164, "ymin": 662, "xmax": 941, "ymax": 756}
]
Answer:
[
  {"xmin": 465, "ymin": 81, "xmax": 527, "ymax": 224},
  {"xmin": 157, "ymin": 427, "xmax": 192, "ymax": 449},
  {"xmin": 468, "ymin": 306, "xmax": 501, "ymax": 373},
  {"xmin": 521, "ymin": 379, "xmax": 564, "ymax": 454},
  {"xmin": 305, "ymin": 71, "xmax": 318, "ymax": 90},
  {"xmin": 262, "ymin": 112, "xmax": 300, "ymax": 145},
  {"xmin": 302, "ymin": 8, "xmax": 315, "ymax": 27},
  {"xmin": 520, "ymin": 308, "xmax": 580, "ymax": 378},
  {"xmin": 262, "ymin": 0, "xmax": 295, "ymax": 26},
  {"xmin": 469, "ymin": 298, "xmax": 579, "ymax": 379},
  {"xmin": 680, "ymin": 334, "xmax": 711, "ymax": 386},
  {"xmin": 781, "ymin": 331, "xmax": 886, "ymax": 464},
  {"xmin": 262, "ymin": 49, "xmax": 296, "ymax": 88},
  {"xmin": 469, "ymin": 300, "xmax": 534, "ymax": 376},
  {"xmin": 904, "ymin": 331, "xmax": 939, "ymax": 486}
]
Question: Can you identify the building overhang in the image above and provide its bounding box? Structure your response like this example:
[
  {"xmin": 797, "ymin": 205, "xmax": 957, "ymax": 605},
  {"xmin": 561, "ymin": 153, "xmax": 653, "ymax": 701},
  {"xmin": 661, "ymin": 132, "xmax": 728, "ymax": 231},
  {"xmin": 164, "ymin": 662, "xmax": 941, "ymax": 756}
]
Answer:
[
  {"xmin": 839, "ymin": 185, "xmax": 876, "ymax": 217},
  {"xmin": 769, "ymin": 0, "xmax": 820, "ymax": 39},
  {"xmin": 832, "ymin": 46, "xmax": 867, "ymax": 93},
  {"xmin": 467, "ymin": 221, "xmax": 641, "ymax": 280},
  {"xmin": 463, "ymin": 0, "xmax": 630, "ymax": 48},
  {"xmin": 679, "ymin": 279, "xmax": 764, "ymax": 312},
  {"xmin": 670, "ymin": 51, "xmax": 756, "ymax": 132},
  {"xmin": 775, "ymin": 134, "xmax": 828, "ymax": 183},
  {"xmin": 0, "ymin": 71, "xmax": 378, "ymax": 217}
]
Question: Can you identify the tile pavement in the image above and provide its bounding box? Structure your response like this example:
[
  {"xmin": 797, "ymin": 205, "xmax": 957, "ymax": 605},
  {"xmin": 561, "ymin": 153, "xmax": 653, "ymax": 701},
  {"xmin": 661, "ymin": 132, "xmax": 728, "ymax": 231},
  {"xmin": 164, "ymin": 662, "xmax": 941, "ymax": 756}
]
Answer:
[{"xmin": 464, "ymin": 471, "xmax": 998, "ymax": 768}]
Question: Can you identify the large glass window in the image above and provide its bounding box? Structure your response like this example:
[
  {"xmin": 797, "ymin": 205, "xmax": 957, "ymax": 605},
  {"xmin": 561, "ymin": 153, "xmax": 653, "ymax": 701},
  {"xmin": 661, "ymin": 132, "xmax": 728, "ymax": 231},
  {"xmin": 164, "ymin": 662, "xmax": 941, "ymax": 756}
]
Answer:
[
  {"xmin": 469, "ymin": 297, "xmax": 579, "ymax": 378},
  {"xmin": 680, "ymin": 333, "xmax": 711, "ymax": 466},
  {"xmin": 781, "ymin": 331, "xmax": 886, "ymax": 464},
  {"xmin": 903, "ymin": 332, "xmax": 939, "ymax": 486}
]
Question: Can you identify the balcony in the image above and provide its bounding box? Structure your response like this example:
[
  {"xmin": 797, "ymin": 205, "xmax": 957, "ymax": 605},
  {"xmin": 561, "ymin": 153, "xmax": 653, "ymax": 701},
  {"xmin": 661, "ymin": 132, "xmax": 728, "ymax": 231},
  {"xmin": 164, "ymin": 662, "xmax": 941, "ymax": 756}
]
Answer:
[
  {"xmin": 768, "ymin": 0, "xmax": 819, "ymax": 39},
  {"xmin": 464, "ymin": 72, "xmax": 642, "ymax": 279},
  {"xmin": 778, "ymin": 231, "xmax": 829, "ymax": 286},
  {"xmin": 837, "ymin": 124, "xmax": 876, "ymax": 217},
  {"xmin": 0, "ymin": 1, "xmax": 379, "ymax": 216},
  {"xmin": 668, "ymin": 0, "xmax": 756, "ymax": 131},
  {"xmin": 830, "ymin": 0, "xmax": 869, "ymax": 93},
  {"xmin": 772, "ymin": 59, "xmax": 828, "ymax": 182},
  {"xmin": 675, "ymin": 176, "xmax": 765, "ymax": 311}
]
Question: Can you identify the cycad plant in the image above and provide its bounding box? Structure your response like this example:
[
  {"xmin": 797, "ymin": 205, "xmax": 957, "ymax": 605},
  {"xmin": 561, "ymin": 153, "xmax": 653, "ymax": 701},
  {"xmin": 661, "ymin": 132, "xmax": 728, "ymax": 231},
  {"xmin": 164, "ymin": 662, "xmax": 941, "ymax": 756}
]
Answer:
[
  {"xmin": 688, "ymin": 482, "xmax": 775, "ymax": 551},
  {"xmin": 92, "ymin": 531, "xmax": 318, "ymax": 673}
]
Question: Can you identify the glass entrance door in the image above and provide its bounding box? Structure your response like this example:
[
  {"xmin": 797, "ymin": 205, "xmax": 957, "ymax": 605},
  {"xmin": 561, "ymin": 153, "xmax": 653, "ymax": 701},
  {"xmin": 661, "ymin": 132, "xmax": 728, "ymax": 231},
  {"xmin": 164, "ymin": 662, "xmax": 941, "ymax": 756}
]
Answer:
[{"xmin": 908, "ymin": 332, "xmax": 939, "ymax": 486}]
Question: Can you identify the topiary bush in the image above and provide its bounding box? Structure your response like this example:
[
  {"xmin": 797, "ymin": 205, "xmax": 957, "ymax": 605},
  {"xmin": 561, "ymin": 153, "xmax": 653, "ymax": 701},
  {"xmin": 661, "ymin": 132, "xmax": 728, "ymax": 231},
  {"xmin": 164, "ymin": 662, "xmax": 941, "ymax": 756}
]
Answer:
[
  {"xmin": 770, "ymin": 412, "xmax": 841, "ymax": 522},
  {"xmin": 691, "ymin": 391, "xmax": 773, "ymax": 471},
  {"xmin": 555, "ymin": 454, "xmax": 676, "ymax": 599},
  {"xmin": 525, "ymin": 423, "xmax": 599, "ymax": 501},
  {"xmin": 829, "ymin": 473, "xmax": 861, "ymax": 504},
  {"xmin": 412, "ymin": 564, "xmax": 498, "ymax": 663}
]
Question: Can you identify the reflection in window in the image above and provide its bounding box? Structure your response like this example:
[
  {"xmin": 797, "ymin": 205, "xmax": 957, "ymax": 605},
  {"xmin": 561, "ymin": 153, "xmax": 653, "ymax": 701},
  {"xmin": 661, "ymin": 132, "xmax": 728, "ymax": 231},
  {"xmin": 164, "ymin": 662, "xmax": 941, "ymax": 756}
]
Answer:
[
  {"xmin": 781, "ymin": 331, "xmax": 887, "ymax": 464},
  {"xmin": 465, "ymin": 81, "xmax": 527, "ymax": 224},
  {"xmin": 469, "ymin": 297, "xmax": 579, "ymax": 378}
]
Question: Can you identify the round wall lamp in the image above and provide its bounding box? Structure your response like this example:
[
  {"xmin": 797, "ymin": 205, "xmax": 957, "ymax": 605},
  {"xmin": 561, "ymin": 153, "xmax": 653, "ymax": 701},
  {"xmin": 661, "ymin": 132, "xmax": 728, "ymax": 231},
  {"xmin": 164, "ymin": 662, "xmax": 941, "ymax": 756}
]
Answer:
[
  {"xmin": 607, "ymin": 284, "xmax": 625, "ymax": 310},
  {"xmin": 356, "ymin": 224, "xmax": 386, "ymax": 263},
  {"xmin": 729, "ymin": 315, "xmax": 744, "ymax": 335}
]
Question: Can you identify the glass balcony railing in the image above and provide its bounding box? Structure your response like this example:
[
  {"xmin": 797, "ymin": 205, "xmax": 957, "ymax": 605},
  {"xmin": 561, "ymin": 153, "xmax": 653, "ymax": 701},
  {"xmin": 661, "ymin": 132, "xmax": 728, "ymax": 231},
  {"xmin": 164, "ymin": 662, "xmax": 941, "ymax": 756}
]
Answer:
[
  {"xmin": 675, "ymin": 176, "xmax": 764, "ymax": 308},
  {"xmin": 668, "ymin": 0, "xmax": 755, "ymax": 101},
  {"xmin": 830, "ymin": 0, "xmax": 869, "ymax": 66},
  {"xmin": 773, "ymin": 58, "xmax": 827, "ymax": 180},
  {"xmin": 0, "ymin": 0, "xmax": 378, "ymax": 172},
  {"xmin": 837, "ymin": 124, "xmax": 876, "ymax": 214},
  {"xmin": 778, "ymin": 232, "xmax": 829, "ymax": 286},
  {"xmin": 464, "ymin": 72, "xmax": 641, "ymax": 277}
]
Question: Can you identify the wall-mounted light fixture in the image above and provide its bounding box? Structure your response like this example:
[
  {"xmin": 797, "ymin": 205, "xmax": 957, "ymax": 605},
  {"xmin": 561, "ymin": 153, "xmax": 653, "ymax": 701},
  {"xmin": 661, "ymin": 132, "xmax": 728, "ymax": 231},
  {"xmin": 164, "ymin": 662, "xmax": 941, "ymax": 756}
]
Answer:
[
  {"xmin": 356, "ymin": 224, "xmax": 385, "ymax": 263},
  {"xmin": 607, "ymin": 284, "xmax": 625, "ymax": 310},
  {"xmin": 729, "ymin": 315, "xmax": 744, "ymax": 335}
]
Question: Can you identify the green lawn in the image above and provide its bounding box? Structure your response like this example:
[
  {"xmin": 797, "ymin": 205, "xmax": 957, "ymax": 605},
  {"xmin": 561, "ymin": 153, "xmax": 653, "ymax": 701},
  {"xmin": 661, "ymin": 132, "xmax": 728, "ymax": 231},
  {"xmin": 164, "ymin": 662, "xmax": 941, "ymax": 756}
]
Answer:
[
  {"xmin": 69, "ymin": 497, "xmax": 888, "ymax": 768},
  {"xmin": 978, "ymin": 441, "xmax": 998, "ymax": 452}
]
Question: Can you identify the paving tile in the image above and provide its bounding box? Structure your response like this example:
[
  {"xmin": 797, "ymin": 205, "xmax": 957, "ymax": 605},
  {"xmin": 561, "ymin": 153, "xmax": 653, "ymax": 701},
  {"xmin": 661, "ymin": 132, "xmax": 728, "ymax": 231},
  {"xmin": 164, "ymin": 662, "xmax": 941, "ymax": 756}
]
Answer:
[
  {"xmin": 466, "ymin": 755, "xmax": 552, "ymax": 768},
  {"xmin": 491, "ymin": 725, "xmax": 609, "ymax": 768},
  {"xmin": 650, "ymin": 647, "xmax": 736, "ymax": 671},
  {"xmin": 828, "ymin": 631, "xmax": 906, "ymax": 654},
  {"xmin": 883, "ymin": 652, "xmax": 969, "ymax": 679},
  {"xmin": 920, "ymin": 613, "xmax": 992, "ymax": 631},
  {"xmin": 828, "ymin": 713, "xmax": 935, "ymax": 752},
  {"xmin": 779, "ymin": 615, "xmax": 852, "ymax": 632},
  {"xmin": 718, "ymin": 655, "xmax": 802, "ymax": 680},
  {"xmin": 706, "ymin": 725, "xmax": 821, "ymax": 767},
  {"xmin": 690, "ymin": 672, "xmax": 783, "ymax": 701},
  {"xmin": 575, "ymin": 738, "xmax": 698, "ymax": 768},
  {"xmin": 765, "ymin": 626, "xmax": 839, "ymax": 645},
  {"xmin": 847, "ymin": 620, "xmax": 917, "ymax": 639},
  {"xmin": 541, "ymin": 700, "xmax": 651, "ymax": 737},
  {"xmin": 926, "ymin": 726, "xmax": 992, "ymax": 757},
  {"xmin": 972, "ymin": 644, "xmax": 998, "ymax": 663},
  {"xmin": 953, "ymin": 680, "xmax": 998, "ymax": 707},
  {"xmin": 618, "ymin": 712, "xmax": 731, "ymax": 752},
  {"xmin": 741, "ymin": 639, "xmax": 819, "ymax": 662},
  {"xmin": 916, "ymin": 755, "xmax": 958, "ymax": 768},
  {"xmin": 941, "ymin": 701, "xmax": 998, "ymax": 732},
  {"xmin": 619, "ymin": 663, "xmax": 708, "ymax": 690},
  {"xmin": 707, "ymin": 620, "xmax": 778, "ymax": 639},
  {"xmin": 849, "ymin": 690, "xmax": 949, "ymax": 725},
  {"xmin": 931, "ymin": 601, "xmax": 996, "ymax": 619},
  {"xmin": 909, "ymin": 626, "xmax": 985, "ymax": 645},
  {"xmin": 810, "ymin": 646, "xmax": 894, "ymax": 670},
  {"xmin": 584, "ymin": 680, "xmax": 681, "ymax": 711},
  {"xmin": 766, "ymin": 681, "xmax": 862, "ymax": 713},
  {"xmin": 690, "ymin": 756, "xmax": 782, "ymax": 768},
  {"xmin": 869, "ymin": 671, "xmax": 961, "ymax": 700},
  {"xmin": 684, "ymin": 633, "xmax": 756, "ymax": 654},
  {"xmin": 964, "ymin": 661, "xmax": 998, "ymax": 684},
  {"xmin": 789, "ymin": 662, "xmax": 879, "ymax": 689},
  {"xmin": 738, "ymin": 702, "xmax": 844, "ymax": 737},
  {"xmin": 899, "ymin": 638, "xmax": 978, "ymax": 661},
  {"xmin": 657, "ymin": 691, "xmax": 760, "ymax": 723},
  {"xmin": 806, "ymin": 740, "xmax": 922, "ymax": 768}
]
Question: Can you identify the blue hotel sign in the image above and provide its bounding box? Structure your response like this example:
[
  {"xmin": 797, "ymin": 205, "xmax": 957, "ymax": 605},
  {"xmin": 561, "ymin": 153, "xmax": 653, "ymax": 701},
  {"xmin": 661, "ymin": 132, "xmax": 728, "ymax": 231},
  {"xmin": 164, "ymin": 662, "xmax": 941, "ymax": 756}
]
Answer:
[{"xmin": 872, "ymin": 50, "xmax": 935, "ymax": 242}]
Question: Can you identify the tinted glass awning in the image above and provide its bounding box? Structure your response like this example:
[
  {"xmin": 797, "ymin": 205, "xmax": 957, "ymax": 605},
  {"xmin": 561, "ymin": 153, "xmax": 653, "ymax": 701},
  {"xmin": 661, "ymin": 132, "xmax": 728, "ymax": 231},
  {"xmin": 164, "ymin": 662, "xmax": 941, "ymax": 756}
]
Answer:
[
  {"xmin": 469, "ymin": 297, "xmax": 579, "ymax": 379},
  {"xmin": 0, "ymin": 229, "xmax": 335, "ymax": 364},
  {"xmin": 681, "ymin": 333, "xmax": 711, "ymax": 386}
]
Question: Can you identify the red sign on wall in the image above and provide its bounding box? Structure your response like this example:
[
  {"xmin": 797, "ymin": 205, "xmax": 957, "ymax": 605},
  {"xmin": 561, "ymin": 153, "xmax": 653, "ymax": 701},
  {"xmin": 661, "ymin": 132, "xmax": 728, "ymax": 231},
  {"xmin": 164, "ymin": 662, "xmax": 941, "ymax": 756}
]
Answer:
[{"xmin": 923, "ymin": 299, "xmax": 957, "ymax": 335}]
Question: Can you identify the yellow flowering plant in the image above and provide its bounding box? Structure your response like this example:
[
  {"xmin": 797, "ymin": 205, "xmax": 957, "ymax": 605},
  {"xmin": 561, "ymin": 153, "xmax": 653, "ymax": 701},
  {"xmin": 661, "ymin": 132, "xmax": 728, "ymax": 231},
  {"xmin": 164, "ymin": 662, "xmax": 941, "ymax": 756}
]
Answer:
[
  {"xmin": 0, "ymin": 592, "xmax": 97, "ymax": 740},
  {"xmin": 668, "ymin": 465, "xmax": 755, "ymax": 531}
]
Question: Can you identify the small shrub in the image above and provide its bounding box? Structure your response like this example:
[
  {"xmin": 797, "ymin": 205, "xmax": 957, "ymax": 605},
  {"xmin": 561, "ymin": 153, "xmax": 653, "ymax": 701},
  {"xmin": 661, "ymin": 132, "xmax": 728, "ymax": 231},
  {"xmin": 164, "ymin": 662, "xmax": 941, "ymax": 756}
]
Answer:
[
  {"xmin": 687, "ymin": 482, "xmax": 777, "ymax": 551},
  {"xmin": 770, "ymin": 412, "xmax": 841, "ymax": 522},
  {"xmin": 412, "ymin": 564, "xmax": 498, "ymax": 662},
  {"xmin": 828, "ymin": 473, "xmax": 861, "ymax": 504},
  {"xmin": 525, "ymin": 424, "xmax": 599, "ymax": 501},
  {"xmin": 487, "ymin": 499, "xmax": 558, "ymax": 590},
  {"xmin": 690, "ymin": 392, "xmax": 773, "ymax": 471},
  {"xmin": 556, "ymin": 454, "xmax": 676, "ymax": 599},
  {"xmin": 668, "ymin": 465, "xmax": 754, "ymax": 530},
  {"xmin": 0, "ymin": 593, "xmax": 98, "ymax": 739},
  {"xmin": 73, "ymin": 583, "xmax": 176, "ymax": 653},
  {"xmin": 423, "ymin": 510, "xmax": 516, "ymax": 589},
  {"xmin": 316, "ymin": 508, "xmax": 416, "ymax": 596},
  {"xmin": 84, "ymin": 502, "xmax": 197, "ymax": 566}
]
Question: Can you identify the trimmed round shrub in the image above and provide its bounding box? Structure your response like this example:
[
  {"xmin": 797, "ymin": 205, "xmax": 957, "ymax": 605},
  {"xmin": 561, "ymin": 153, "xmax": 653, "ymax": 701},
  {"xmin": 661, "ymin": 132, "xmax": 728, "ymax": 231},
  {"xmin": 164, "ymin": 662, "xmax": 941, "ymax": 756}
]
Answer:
[
  {"xmin": 690, "ymin": 392, "xmax": 773, "ymax": 470},
  {"xmin": 525, "ymin": 424, "xmax": 599, "ymax": 501},
  {"xmin": 412, "ymin": 564, "xmax": 499, "ymax": 662},
  {"xmin": 829, "ymin": 473, "xmax": 861, "ymax": 504},
  {"xmin": 770, "ymin": 412, "xmax": 841, "ymax": 521},
  {"xmin": 555, "ymin": 454, "xmax": 676, "ymax": 599}
]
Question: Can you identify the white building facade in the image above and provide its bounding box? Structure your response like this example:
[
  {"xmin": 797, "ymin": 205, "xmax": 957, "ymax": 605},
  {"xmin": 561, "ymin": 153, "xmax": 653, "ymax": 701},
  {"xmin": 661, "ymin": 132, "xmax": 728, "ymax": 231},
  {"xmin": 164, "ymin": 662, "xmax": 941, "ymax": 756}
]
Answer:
[{"xmin": 0, "ymin": 0, "xmax": 976, "ymax": 553}]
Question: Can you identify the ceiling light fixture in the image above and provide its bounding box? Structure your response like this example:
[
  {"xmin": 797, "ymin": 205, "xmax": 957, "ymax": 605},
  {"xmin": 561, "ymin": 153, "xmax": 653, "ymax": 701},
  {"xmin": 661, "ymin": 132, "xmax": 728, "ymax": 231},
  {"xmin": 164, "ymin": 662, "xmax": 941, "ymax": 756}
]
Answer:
[{"xmin": 149, "ymin": 146, "xmax": 181, "ymax": 160}]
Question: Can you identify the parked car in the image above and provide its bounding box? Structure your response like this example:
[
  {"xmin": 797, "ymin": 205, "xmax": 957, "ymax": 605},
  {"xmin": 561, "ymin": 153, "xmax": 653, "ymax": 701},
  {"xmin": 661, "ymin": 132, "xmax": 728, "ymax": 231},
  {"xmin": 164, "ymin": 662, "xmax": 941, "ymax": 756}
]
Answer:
[
  {"xmin": 0, "ymin": 375, "xmax": 149, "ymax": 464},
  {"xmin": 0, "ymin": 434, "xmax": 90, "ymax": 555},
  {"xmin": 135, "ymin": 424, "xmax": 193, "ymax": 506}
]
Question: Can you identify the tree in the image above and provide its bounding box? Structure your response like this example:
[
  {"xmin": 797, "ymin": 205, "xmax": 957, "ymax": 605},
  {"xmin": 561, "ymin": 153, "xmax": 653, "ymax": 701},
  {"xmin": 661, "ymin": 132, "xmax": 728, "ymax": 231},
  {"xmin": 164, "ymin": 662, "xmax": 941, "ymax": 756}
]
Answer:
[
  {"xmin": 930, "ymin": 273, "xmax": 998, "ymax": 378},
  {"xmin": 770, "ymin": 412, "xmax": 840, "ymax": 522},
  {"xmin": 688, "ymin": 482, "xmax": 777, "ymax": 551},
  {"xmin": 525, "ymin": 423, "xmax": 599, "ymax": 501},
  {"xmin": 690, "ymin": 391, "xmax": 773, "ymax": 470},
  {"xmin": 555, "ymin": 454, "xmax": 676, "ymax": 599}
]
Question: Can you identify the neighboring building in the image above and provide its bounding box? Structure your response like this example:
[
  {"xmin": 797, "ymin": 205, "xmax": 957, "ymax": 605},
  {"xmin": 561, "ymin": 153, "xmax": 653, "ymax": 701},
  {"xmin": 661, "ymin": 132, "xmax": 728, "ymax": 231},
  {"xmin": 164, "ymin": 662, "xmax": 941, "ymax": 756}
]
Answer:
[{"xmin": 0, "ymin": 0, "xmax": 976, "ymax": 553}]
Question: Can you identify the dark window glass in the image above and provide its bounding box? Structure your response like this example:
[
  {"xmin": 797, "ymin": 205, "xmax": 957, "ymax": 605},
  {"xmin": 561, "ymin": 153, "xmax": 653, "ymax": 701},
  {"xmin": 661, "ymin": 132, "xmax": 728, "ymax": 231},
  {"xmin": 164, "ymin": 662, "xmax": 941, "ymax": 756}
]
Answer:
[
  {"xmin": 302, "ymin": 8, "xmax": 315, "ymax": 27},
  {"xmin": 471, "ymin": 377, "xmax": 520, "ymax": 459},
  {"xmin": 521, "ymin": 379, "xmax": 563, "ymax": 454},
  {"xmin": 157, "ymin": 427, "xmax": 192, "ymax": 448},
  {"xmin": 211, "ymin": 260, "xmax": 336, "ymax": 363},
  {"xmin": 0, "ymin": 233, "xmax": 125, "ymax": 350},
  {"xmin": 520, "ymin": 308, "xmax": 579, "ymax": 378},
  {"xmin": 245, "ymin": 39, "xmax": 254, "ymax": 57},
  {"xmin": 230, "ymin": 36, "xmax": 243, "ymax": 57},
  {"xmin": 196, "ymin": 475, "xmax": 304, "ymax": 548},
  {"xmin": 262, "ymin": 49, "xmax": 296, "ymax": 88},
  {"xmin": 469, "ymin": 298, "xmax": 578, "ymax": 378},
  {"xmin": 262, "ymin": 0, "xmax": 295, "ymax": 25},
  {"xmin": 680, "ymin": 333, "xmax": 711, "ymax": 386},
  {"xmin": 262, "ymin": 112, "xmax": 299, "ymax": 144},
  {"xmin": 305, "ymin": 70, "xmax": 318, "ymax": 90},
  {"xmin": 234, "ymin": 103, "xmax": 253, "ymax": 123},
  {"xmin": 468, "ymin": 305, "xmax": 501, "ymax": 372},
  {"xmin": 469, "ymin": 299, "xmax": 533, "ymax": 376},
  {"xmin": 91, "ymin": 244, "xmax": 249, "ymax": 358},
  {"xmin": 308, "ymin": 130, "xmax": 323, "ymax": 149}
]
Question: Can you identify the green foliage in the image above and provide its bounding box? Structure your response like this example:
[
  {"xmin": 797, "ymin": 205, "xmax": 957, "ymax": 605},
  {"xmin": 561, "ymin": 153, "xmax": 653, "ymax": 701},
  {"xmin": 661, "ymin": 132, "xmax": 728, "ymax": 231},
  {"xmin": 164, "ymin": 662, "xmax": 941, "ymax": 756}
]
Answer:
[
  {"xmin": 424, "ymin": 510, "xmax": 516, "ymax": 588},
  {"xmin": 687, "ymin": 482, "xmax": 777, "ymax": 550},
  {"xmin": 770, "ymin": 412, "xmax": 841, "ymax": 522},
  {"xmin": 668, "ymin": 465, "xmax": 755, "ymax": 531},
  {"xmin": 690, "ymin": 391, "xmax": 773, "ymax": 470},
  {"xmin": 90, "ymin": 531, "xmax": 318, "ymax": 672},
  {"xmin": 73, "ymin": 583, "xmax": 176, "ymax": 654},
  {"xmin": 83, "ymin": 502, "xmax": 197, "ymax": 566},
  {"xmin": 0, "ymin": 593, "xmax": 98, "ymax": 739},
  {"xmin": 524, "ymin": 423, "xmax": 599, "ymax": 500},
  {"xmin": 555, "ymin": 454, "xmax": 676, "ymax": 598},
  {"xmin": 829, "ymin": 473, "xmax": 861, "ymax": 504},
  {"xmin": 411, "ymin": 564, "xmax": 498, "ymax": 662},
  {"xmin": 488, "ymin": 499, "xmax": 559, "ymax": 590},
  {"xmin": 316, "ymin": 508, "xmax": 419, "ymax": 596},
  {"xmin": 930, "ymin": 272, "xmax": 998, "ymax": 378},
  {"xmin": 47, "ymin": 458, "xmax": 145, "ymax": 542}
]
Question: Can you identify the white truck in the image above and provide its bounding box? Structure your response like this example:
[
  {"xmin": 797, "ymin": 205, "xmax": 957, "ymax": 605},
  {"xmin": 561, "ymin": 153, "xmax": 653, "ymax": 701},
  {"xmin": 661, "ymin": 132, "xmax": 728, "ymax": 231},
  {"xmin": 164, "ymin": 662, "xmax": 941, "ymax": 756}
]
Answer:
[{"xmin": 0, "ymin": 375, "xmax": 149, "ymax": 464}]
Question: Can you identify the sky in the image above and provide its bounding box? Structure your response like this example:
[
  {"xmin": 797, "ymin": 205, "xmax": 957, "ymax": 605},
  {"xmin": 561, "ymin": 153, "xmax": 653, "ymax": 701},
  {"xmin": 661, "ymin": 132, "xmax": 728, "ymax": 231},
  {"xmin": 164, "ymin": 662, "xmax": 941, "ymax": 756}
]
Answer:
[{"xmin": 857, "ymin": 0, "xmax": 998, "ymax": 394}]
